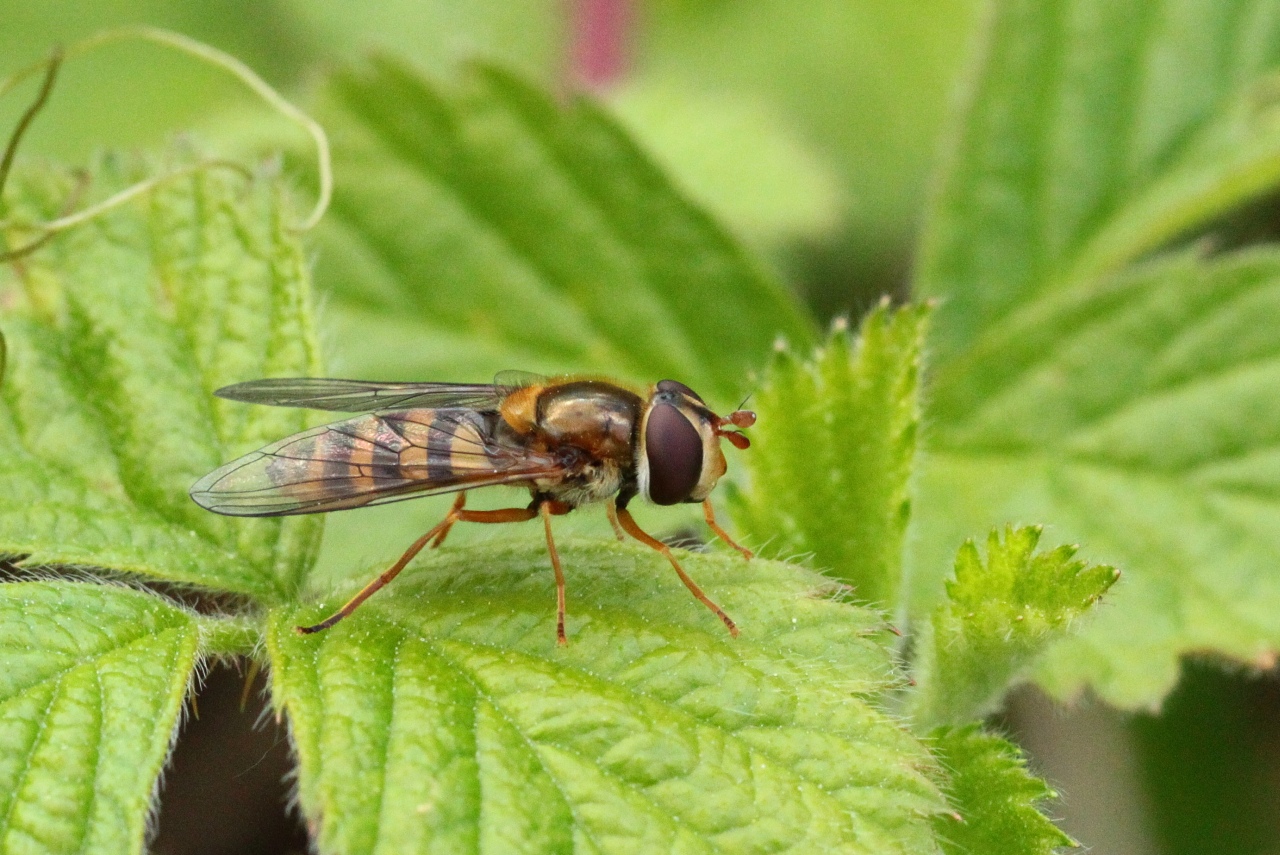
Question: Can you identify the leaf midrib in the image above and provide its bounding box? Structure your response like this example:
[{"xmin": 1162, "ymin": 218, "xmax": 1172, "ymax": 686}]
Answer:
[
  {"xmin": 943, "ymin": 345, "xmax": 1280, "ymax": 450},
  {"xmin": 926, "ymin": 446, "xmax": 1280, "ymax": 500}
]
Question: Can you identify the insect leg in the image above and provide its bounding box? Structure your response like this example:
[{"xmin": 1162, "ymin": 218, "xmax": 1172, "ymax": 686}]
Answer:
[
  {"xmin": 430, "ymin": 492, "xmax": 468, "ymax": 548},
  {"xmin": 297, "ymin": 500, "xmax": 539, "ymax": 635},
  {"xmin": 702, "ymin": 500, "xmax": 753, "ymax": 560},
  {"xmin": 540, "ymin": 502, "xmax": 569, "ymax": 646},
  {"xmin": 615, "ymin": 508, "xmax": 738, "ymax": 637},
  {"xmin": 605, "ymin": 499, "xmax": 626, "ymax": 541},
  {"xmin": 296, "ymin": 514, "xmax": 456, "ymax": 634}
]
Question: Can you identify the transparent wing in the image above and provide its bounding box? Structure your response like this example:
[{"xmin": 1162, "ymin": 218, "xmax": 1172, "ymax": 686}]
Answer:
[
  {"xmin": 190, "ymin": 408, "xmax": 562, "ymax": 517},
  {"xmin": 492, "ymin": 369, "xmax": 547, "ymax": 389},
  {"xmin": 214, "ymin": 378, "xmax": 512, "ymax": 412}
]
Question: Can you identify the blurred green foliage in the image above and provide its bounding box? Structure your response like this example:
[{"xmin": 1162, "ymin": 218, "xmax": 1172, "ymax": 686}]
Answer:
[
  {"xmin": 0, "ymin": 0, "xmax": 972, "ymax": 309},
  {"xmin": 5, "ymin": 3, "xmax": 1280, "ymax": 854},
  {"xmin": 0, "ymin": 1, "xmax": 562, "ymax": 160},
  {"xmin": 912, "ymin": 0, "xmax": 1280, "ymax": 710},
  {"xmin": 637, "ymin": 0, "xmax": 977, "ymax": 298}
]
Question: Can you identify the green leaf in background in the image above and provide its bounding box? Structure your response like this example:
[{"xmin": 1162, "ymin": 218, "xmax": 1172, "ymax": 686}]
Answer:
[
  {"xmin": 269, "ymin": 541, "xmax": 948, "ymax": 854},
  {"xmin": 912, "ymin": 0, "xmax": 1280, "ymax": 707},
  {"xmin": 918, "ymin": 250, "xmax": 1280, "ymax": 707},
  {"xmin": 639, "ymin": 0, "xmax": 977, "ymax": 256},
  {"xmin": 730, "ymin": 302, "xmax": 926, "ymax": 611},
  {"xmin": 917, "ymin": 0, "xmax": 1280, "ymax": 359},
  {"xmin": 0, "ymin": 2, "xmax": 563, "ymax": 168},
  {"xmin": 909, "ymin": 527, "xmax": 1118, "ymax": 730},
  {"xmin": 930, "ymin": 725, "xmax": 1073, "ymax": 855},
  {"xmin": 0, "ymin": 582, "xmax": 198, "ymax": 854},
  {"xmin": 0, "ymin": 155, "xmax": 322, "ymax": 600},
  {"xmin": 310, "ymin": 58, "xmax": 815, "ymax": 398},
  {"xmin": 285, "ymin": 1, "xmax": 563, "ymax": 83},
  {"xmin": 607, "ymin": 79, "xmax": 844, "ymax": 247}
]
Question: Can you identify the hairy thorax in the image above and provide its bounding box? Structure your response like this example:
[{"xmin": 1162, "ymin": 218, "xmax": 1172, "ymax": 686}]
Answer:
[{"xmin": 525, "ymin": 380, "xmax": 642, "ymax": 507}]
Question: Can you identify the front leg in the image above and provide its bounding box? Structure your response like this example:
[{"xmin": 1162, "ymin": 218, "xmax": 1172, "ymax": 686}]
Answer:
[
  {"xmin": 702, "ymin": 500, "xmax": 753, "ymax": 560},
  {"xmin": 605, "ymin": 499, "xmax": 627, "ymax": 541},
  {"xmin": 614, "ymin": 507, "xmax": 738, "ymax": 637}
]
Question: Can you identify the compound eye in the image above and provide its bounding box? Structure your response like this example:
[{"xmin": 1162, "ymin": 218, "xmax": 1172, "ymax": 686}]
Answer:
[
  {"xmin": 645, "ymin": 403, "xmax": 703, "ymax": 505},
  {"xmin": 656, "ymin": 379, "xmax": 704, "ymax": 403}
]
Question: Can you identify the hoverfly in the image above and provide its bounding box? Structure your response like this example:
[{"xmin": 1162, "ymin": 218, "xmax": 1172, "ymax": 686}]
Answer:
[{"xmin": 190, "ymin": 373, "xmax": 756, "ymax": 644}]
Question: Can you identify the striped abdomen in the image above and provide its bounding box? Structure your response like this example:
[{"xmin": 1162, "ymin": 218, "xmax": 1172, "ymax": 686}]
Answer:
[{"xmin": 190, "ymin": 408, "xmax": 558, "ymax": 517}]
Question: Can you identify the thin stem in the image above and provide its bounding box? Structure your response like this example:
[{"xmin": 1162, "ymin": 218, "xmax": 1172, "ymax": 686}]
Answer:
[
  {"xmin": 198, "ymin": 614, "xmax": 264, "ymax": 657},
  {"xmin": 0, "ymin": 25, "xmax": 331, "ymax": 232},
  {"xmin": 0, "ymin": 160, "xmax": 252, "ymax": 262},
  {"xmin": 0, "ymin": 46, "xmax": 61, "ymax": 210}
]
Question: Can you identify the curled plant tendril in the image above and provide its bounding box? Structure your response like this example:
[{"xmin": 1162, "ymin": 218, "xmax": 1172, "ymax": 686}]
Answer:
[
  {"xmin": 0, "ymin": 169, "xmax": 89, "ymax": 264},
  {"xmin": 0, "ymin": 26, "xmax": 331, "ymax": 263},
  {"xmin": 0, "ymin": 46, "xmax": 61, "ymax": 215},
  {"xmin": 0, "ymin": 160, "xmax": 256, "ymax": 263}
]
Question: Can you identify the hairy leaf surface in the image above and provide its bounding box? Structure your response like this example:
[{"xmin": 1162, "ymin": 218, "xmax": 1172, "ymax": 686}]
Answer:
[
  {"xmin": 0, "ymin": 582, "xmax": 198, "ymax": 855},
  {"xmin": 910, "ymin": 527, "xmax": 1118, "ymax": 729},
  {"xmin": 731, "ymin": 302, "xmax": 926, "ymax": 611},
  {"xmin": 913, "ymin": 0, "xmax": 1280, "ymax": 707},
  {"xmin": 0, "ymin": 156, "xmax": 322, "ymax": 600},
  {"xmin": 269, "ymin": 542, "xmax": 948, "ymax": 855},
  {"xmin": 931, "ymin": 726, "xmax": 1073, "ymax": 855}
]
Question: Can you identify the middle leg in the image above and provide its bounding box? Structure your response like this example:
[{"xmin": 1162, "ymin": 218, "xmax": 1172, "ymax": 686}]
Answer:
[
  {"xmin": 430, "ymin": 491, "xmax": 468, "ymax": 548},
  {"xmin": 296, "ymin": 498, "xmax": 537, "ymax": 635},
  {"xmin": 541, "ymin": 502, "xmax": 569, "ymax": 646},
  {"xmin": 605, "ymin": 499, "xmax": 627, "ymax": 541}
]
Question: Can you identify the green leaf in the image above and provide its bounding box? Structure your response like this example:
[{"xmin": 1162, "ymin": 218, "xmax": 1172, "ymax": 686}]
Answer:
[
  {"xmin": 917, "ymin": 0, "xmax": 1280, "ymax": 361},
  {"xmin": 287, "ymin": 2, "xmax": 563, "ymax": 82},
  {"xmin": 0, "ymin": 155, "xmax": 323, "ymax": 601},
  {"xmin": 930, "ymin": 725, "xmax": 1073, "ymax": 855},
  {"xmin": 913, "ymin": 249, "xmax": 1280, "ymax": 707},
  {"xmin": 912, "ymin": 0, "xmax": 1280, "ymax": 707},
  {"xmin": 607, "ymin": 78, "xmax": 844, "ymax": 245},
  {"xmin": 641, "ymin": 0, "xmax": 977, "ymax": 246},
  {"xmin": 310, "ymin": 58, "xmax": 815, "ymax": 399},
  {"xmin": 909, "ymin": 527, "xmax": 1118, "ymax": 729},
  {"xmin": 730, "ymin": 302, "xmax": 927, "ymax": 610},
  {"xmin": 0, "ymin": 581, "xmax": 199, "ymax": 854},
  {"xmin": 268, "ymin": 541, "xmax": 948, "ymax": 854}
]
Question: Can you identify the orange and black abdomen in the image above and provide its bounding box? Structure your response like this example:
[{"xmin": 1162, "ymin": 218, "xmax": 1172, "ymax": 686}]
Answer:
[
  {"xmin": 263, "ymin": 407, "xmax": 499, "ymax": 493},
  {"xmin": 190, "ymin": 407, "xmax": 554, "ymax": 517}
]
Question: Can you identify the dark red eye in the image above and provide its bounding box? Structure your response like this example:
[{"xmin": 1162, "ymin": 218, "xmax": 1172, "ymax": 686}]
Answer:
[
  {"xmin": 656, "ymin": 379, "xmax": 704, "ymax": 403},
  {"xmin": 645, "ymin": 403, "xmax": 703, "ymax": 505}
]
